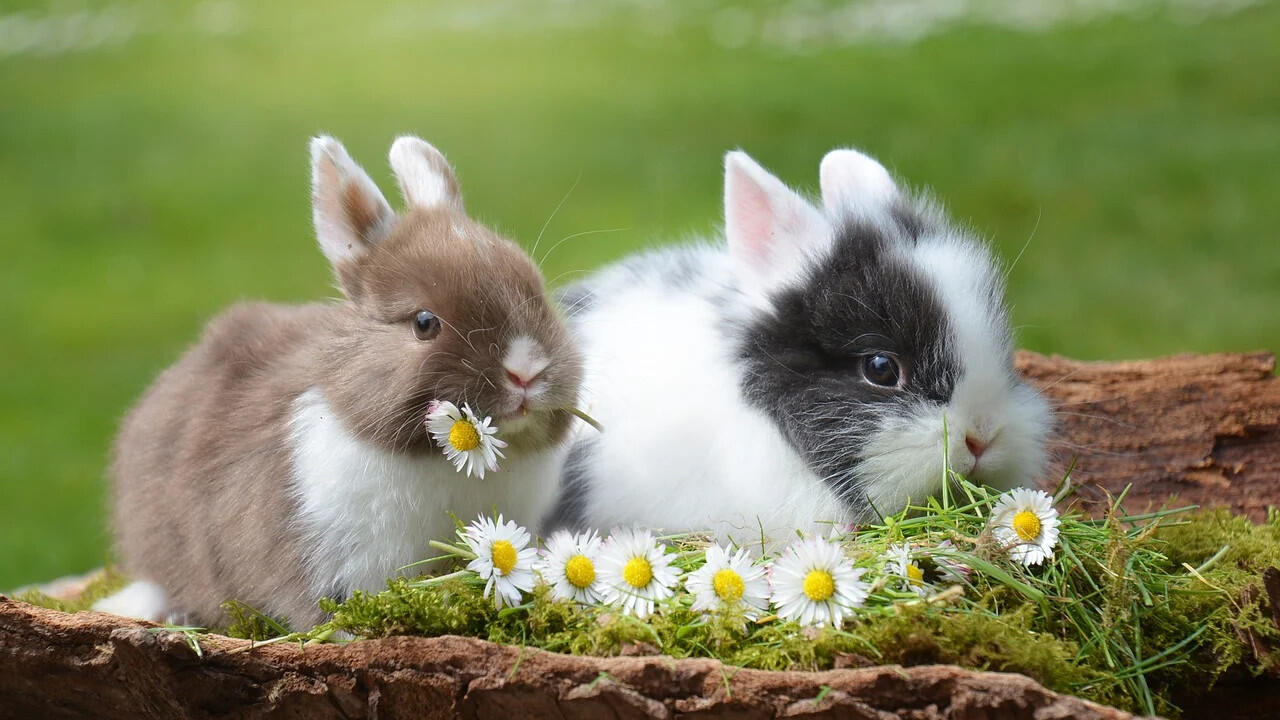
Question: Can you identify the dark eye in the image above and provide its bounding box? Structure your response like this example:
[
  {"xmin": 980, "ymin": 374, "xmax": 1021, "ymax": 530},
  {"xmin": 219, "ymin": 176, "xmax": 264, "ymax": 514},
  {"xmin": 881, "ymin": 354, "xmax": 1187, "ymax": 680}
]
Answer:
[
  {"xmin": 861, "ymin": 353, "xmax": 902, "ymax": 388},
  {"xmin": 412, "ymin": 310, "xmax": 441, "ymax": 341}
]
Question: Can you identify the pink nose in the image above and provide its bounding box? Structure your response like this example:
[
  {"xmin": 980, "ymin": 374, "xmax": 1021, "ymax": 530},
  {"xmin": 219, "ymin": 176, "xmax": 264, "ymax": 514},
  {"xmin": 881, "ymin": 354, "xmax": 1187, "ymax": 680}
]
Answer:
[
  {"xmin": 506, "ymin": 369, "xmax": 537, "ymax": 389},
  {"xmin": 965, "ymin": 434, "xmax": 987, "ymax": 459}
]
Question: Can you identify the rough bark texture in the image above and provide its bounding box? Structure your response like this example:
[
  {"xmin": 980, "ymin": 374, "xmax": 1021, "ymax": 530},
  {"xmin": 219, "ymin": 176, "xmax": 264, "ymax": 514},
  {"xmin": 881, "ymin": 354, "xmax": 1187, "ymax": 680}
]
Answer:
[
  {"xmin": 0, "ymin": 599, "xmax": 1150, "ymax": 720},
  {"xmin": 3, "ymin": 351, "xmax": 1279, "ymax": 719},
  {"xmin": 1016, "ymin": 351, "xmax": 1280, "ymax": 520}
]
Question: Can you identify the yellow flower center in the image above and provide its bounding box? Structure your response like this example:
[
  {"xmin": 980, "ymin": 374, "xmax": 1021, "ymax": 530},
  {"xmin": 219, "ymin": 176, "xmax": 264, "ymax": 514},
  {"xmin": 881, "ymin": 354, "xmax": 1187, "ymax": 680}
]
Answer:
[
  {"xmin": 623, "ymin": 556, "xmax": 653, "ymax": 589},
  {"xmin": 712, "ymin": 568, "xmax": 745, "ymax": 602},
  {"xmin": 490, "ymin": 540, "xmax": 517, "ymax": 576},
  {"xmin": 1012, "ymin": 510, "xmax": 1042, "ymax": 542},
  {"xmin": 906, "ymin": 563, "xmax": 924, "ymax": 586},
  {"xmin": 803, "ymin": 569, "xmax": 835, "ymax": 602},
  {"xmin": 564, "ymin": 554, "xmax": 595, "ymax": 588},
  {"xmin": 449, "ymin": 420, "xmax": 482, "ymax": 452}
]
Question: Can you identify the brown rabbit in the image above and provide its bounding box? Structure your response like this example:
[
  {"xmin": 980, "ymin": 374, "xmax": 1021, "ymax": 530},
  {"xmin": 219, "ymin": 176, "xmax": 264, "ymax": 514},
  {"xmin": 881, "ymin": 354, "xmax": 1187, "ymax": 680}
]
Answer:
[{"xmin": 94, "ymin": 135, "xmax": 582, "ymax": 628}]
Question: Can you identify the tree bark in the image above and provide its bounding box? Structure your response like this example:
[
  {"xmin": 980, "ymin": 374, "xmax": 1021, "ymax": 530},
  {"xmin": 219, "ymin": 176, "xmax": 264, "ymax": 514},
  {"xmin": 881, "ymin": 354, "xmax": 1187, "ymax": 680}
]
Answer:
[
  {"xmin": 0, "ymin": 599, "xmax": 1151, "ymax": 720},
  {"xmin": 1017, "ymin": 351, "xmax": 1280, "ymax": 520}
]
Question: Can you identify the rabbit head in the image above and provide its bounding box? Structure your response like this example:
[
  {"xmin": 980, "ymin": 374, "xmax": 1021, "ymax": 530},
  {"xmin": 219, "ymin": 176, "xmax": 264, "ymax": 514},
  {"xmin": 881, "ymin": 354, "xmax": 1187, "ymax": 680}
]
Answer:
[
  {"xmin": 309, "ymin": 135, "xmax": 582, "ymax": 454},
  {"xmin": 728, "ymin": 149, "xmax": 1051, "ymax": 517}
]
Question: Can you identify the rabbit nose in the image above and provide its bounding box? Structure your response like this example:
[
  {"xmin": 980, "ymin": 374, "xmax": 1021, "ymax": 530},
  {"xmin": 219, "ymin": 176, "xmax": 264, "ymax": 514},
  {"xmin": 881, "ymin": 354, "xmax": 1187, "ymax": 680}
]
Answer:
[
  {"xmin": 501, "ymin": 335, "xmax": 550, "ymax": 391},
  {"xmin": 965, "ymin": 434, "xmax": 987, "ymax": 459},
  {"xmin": 505, "ymin": 368, "xmax": 542, "ymax": 389}
]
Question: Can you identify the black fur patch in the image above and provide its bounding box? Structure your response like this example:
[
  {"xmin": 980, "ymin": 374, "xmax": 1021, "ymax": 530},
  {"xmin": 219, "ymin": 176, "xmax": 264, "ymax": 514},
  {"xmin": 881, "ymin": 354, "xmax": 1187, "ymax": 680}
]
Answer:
[{"xmin": 738, "ymin": 216, "xmax": 959, "ymax": 508}]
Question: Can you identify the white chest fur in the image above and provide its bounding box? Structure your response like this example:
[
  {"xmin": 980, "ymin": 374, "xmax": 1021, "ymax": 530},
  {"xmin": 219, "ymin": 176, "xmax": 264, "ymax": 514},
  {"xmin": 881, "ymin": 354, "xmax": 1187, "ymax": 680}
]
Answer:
[{"xmin": 288, "ymin": 388, "xmax": 558, "ymax": 598}]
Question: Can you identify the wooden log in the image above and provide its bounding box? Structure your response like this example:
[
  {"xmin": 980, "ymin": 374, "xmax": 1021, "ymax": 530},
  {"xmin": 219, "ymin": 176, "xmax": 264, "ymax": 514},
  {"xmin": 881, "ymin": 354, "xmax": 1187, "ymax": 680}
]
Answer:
[
  {"xmin": 1017, "ymin": 351, "xmax": 1280, "ymax": 520},
  {"xmin": 0, "ymin": 598, "xmax": 1150, "ymax": 720}
]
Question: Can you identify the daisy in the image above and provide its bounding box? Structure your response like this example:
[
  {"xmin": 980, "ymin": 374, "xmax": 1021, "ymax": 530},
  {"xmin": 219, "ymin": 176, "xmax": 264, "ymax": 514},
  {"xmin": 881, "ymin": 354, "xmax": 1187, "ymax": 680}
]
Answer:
[
  {"xmin": 931, "ymin": 539, "xmax": 974, "ymax": 586},
  {"xmin": 989, "ymin": 488, "xmax": 1061, "ymax": 566},
  {"xmin": 597, "ymin": 529, "xmax": 678, "ymax": 618},
  {"xmin": 537, "ymin": 529, "xmax": 605, "ymax": 605},
  {"xmin": 770, "ymin": 536, "xmax": 869, "ymax": 628},
  {"xmin": 685, "ymin": 544, "xmax": 770, "ymax": 618},
  {"xmin": 426, "ymin": 401, "xmax": 507, "ymax": 478},
  {"xmin": 462, "ymin": 515, "xmax": 537, "ymax": 609},
  {"xmin": 887, "ymin": 543, "xmax": 929, "ymax": 597}
]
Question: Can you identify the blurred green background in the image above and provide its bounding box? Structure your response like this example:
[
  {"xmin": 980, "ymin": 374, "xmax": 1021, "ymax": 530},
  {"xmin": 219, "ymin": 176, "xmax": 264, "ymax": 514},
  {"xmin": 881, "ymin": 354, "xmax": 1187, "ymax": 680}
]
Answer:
[{"xmin": 2, "ymin": 0, "xmax": 1277, "ymax": 590}]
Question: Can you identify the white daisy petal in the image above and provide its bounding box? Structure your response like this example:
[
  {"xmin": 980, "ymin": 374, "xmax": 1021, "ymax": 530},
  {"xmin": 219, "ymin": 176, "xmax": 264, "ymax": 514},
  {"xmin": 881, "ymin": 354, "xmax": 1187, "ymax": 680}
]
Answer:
[
  {"xmin": 536, "ymin": 529, "xmax": 607, "ymax": 605},
  {"xmin": 769, "ymin": 536, "xmax": 868, "ymax": 629},
  {"xmin": 597, "ymin": 529, "xmax": 678, "ymax": 619},
  {"xmin": 685, "ymin": 544, "xmax": 770, "ymax": 618},
  {"xmin": 989, "ymin": 488, "xmax": 1060, "ymax": 567},
  {"xmin": 928, "ymin": 539, "xmax": 973, "ymax": 586},
  {"xmin": 461, "ymin": 514, "xmax": 536, "ymax": 609},
  {"xmin": 426, "ymin": 402, "xmax": 506, "ymax": 478},
  {"xmin": 887, "ymin": 543, "xmax": 930, "ymax": 597}
]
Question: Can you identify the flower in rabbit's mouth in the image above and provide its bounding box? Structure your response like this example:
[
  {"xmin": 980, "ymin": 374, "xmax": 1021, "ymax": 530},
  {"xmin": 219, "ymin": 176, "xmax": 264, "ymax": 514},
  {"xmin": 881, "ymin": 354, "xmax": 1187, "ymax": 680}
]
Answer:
[
  {"xmin": 462, "ymin": 514, "xmax": 537, "ymax": 609},
  {"xmin": 426, "ymin": 401, "xmax": 506, "ymax": 479},
  {"xmin": 989, "ymin": 488, "xmax": 1060, "ymax": 566}
]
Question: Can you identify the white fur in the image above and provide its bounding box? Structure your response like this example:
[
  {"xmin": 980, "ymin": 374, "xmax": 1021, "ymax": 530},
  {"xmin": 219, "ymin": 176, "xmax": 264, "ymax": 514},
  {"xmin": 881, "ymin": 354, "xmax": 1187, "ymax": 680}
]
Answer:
[
  {"xmin": 389, "ymin": 135, "xmax": 461, "ymax": 210},
  {"xmin": 288, "ymin": 389, "xmax": 559, "ymax": 604},
  {"xmin": 724, "ymin": 151, "xmax": 834, "ymax": 311},
  {"xmin": 819, "ymin": 148, "xmax": 898, "ymax": 221},
  {"xmin": 92, "ymin": 580, "xmax": 171, "ymax": 623},
  {"xmin": 910, "ymin": 239, "xmax": 1008, "ymax": 382},
  {"xmin": 564, "ymin": 248, "xmax": 853, "ymax": 545},
  {"xmin": 907, "ymin": 236, "xmax": 1047, "ymax": 488},
  {"xmin": 502, "ymin": 334, "xmax": 550, "ymax": 384},
  {"xmin": 310, "ymin": 135, "xmax": 393, "ymax": 265}
]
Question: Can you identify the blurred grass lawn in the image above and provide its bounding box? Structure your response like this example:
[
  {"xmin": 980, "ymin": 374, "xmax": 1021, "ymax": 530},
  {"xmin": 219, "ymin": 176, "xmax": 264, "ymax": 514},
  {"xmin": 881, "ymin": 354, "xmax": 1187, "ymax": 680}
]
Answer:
[{"xmin": 2, "ymin": 1, "xmax": 1278, "ymax": 589}]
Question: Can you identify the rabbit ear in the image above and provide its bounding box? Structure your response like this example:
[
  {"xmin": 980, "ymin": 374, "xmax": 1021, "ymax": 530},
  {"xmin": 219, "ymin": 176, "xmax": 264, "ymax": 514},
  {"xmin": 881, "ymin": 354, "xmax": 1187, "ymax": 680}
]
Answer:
[
  {"xmin": 819, "ymin": 148, "xmax": 898, "ymax": 221},
  {"xmin": 724, "ymin": 150, "xmax": 832, "ymax": 306},
  {"xmin": 310, "ymin": 135, "xmax": 395, "ymax": 268},
  {"xmin": 389, "ymin": 136, "xmax": 463, "ymax": 211}
]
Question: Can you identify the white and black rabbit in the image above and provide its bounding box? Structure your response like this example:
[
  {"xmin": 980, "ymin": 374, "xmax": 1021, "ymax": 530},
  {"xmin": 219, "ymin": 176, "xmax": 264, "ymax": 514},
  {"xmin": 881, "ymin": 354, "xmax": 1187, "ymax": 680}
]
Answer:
[
  {"xmin": 547, "ymin": 148, "xmax": 1049, "ymax": 542},
  {"xmin": 95, "ymin": 135, "xmax": 582, "ymax": 627}
]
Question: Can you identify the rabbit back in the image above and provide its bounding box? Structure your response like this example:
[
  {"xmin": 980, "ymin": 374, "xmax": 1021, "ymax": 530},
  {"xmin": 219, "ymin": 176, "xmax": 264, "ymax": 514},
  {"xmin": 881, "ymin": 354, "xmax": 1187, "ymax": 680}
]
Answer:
[{"xmin": 109, "ymin": 301, "xmax": 323, "ymax": 625}]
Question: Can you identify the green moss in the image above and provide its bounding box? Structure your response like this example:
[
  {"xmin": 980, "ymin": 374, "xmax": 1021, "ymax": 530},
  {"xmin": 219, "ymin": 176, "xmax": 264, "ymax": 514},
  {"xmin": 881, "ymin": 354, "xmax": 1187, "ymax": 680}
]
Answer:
[
  {"xmin": 318, "ymin": 577, "xmax": 1095, "ymax": 703},
  {"xmin": 221, "ymin": 600, "xmax": 293, "ymax": 641},
  {"xmin": 858, "ymin": 603, "xmax": 1098, "ymax": 689},
  {"xmin": 321, "ymin": 576, "xmax": 498, "ymax": 639},
  {"xmin": 1148, "ymin": 509, "xmax": 1280, "ymax": 687},
  {"xmin": 13, "ymin": 566, "xmax": 127, "ymax": 613}
]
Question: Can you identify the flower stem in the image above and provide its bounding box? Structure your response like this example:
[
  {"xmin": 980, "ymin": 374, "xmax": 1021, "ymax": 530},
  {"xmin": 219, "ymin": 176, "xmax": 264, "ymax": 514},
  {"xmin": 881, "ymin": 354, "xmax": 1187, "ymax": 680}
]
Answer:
[
  {"xmin": 564, "ymin": 406, "xmax": 604, "ymax": 432},
  {"xmin": 429, "ymin": 540, "xmax": 477, "ymax": 560},
  {"xmin": 407, "ymin": 569, "xmax": 474, "ymax": 588}
]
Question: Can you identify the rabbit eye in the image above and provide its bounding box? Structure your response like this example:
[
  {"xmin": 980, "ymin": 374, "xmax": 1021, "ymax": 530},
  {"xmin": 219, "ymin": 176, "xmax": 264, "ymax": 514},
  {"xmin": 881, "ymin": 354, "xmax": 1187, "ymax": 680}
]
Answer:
[
  {"xmin": 413, "ymin": 310, "xmax": 441, "ymax": 341},
  {"xmin": 861, "ymin": 353, "xmax": 902, "ymax": 388}
]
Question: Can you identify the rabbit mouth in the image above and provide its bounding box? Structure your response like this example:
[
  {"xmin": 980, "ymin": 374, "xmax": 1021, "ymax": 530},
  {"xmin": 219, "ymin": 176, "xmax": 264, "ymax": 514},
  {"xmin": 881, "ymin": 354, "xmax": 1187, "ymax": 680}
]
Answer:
[
  {"xmin": 499, "ymin": 402, "xmax": 544, "ymax": 430},
  {"xmin": 498, "ymin": 385, "xmax": 556, "ymax": 422}
]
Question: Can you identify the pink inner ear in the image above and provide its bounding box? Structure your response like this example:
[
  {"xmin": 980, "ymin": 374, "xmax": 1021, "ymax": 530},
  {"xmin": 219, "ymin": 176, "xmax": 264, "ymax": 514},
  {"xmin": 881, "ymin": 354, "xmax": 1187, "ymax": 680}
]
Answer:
[{"xmin": 727, "ymin": 168, "xmax": 778, "ymax": 267}]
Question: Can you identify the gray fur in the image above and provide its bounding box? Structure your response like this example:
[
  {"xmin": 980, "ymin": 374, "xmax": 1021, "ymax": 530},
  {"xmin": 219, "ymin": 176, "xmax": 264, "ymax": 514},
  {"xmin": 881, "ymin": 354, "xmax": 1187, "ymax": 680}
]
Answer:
[{"xmin": 541, "ymin": 437, "xmax": 596, "ymax": 532}]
